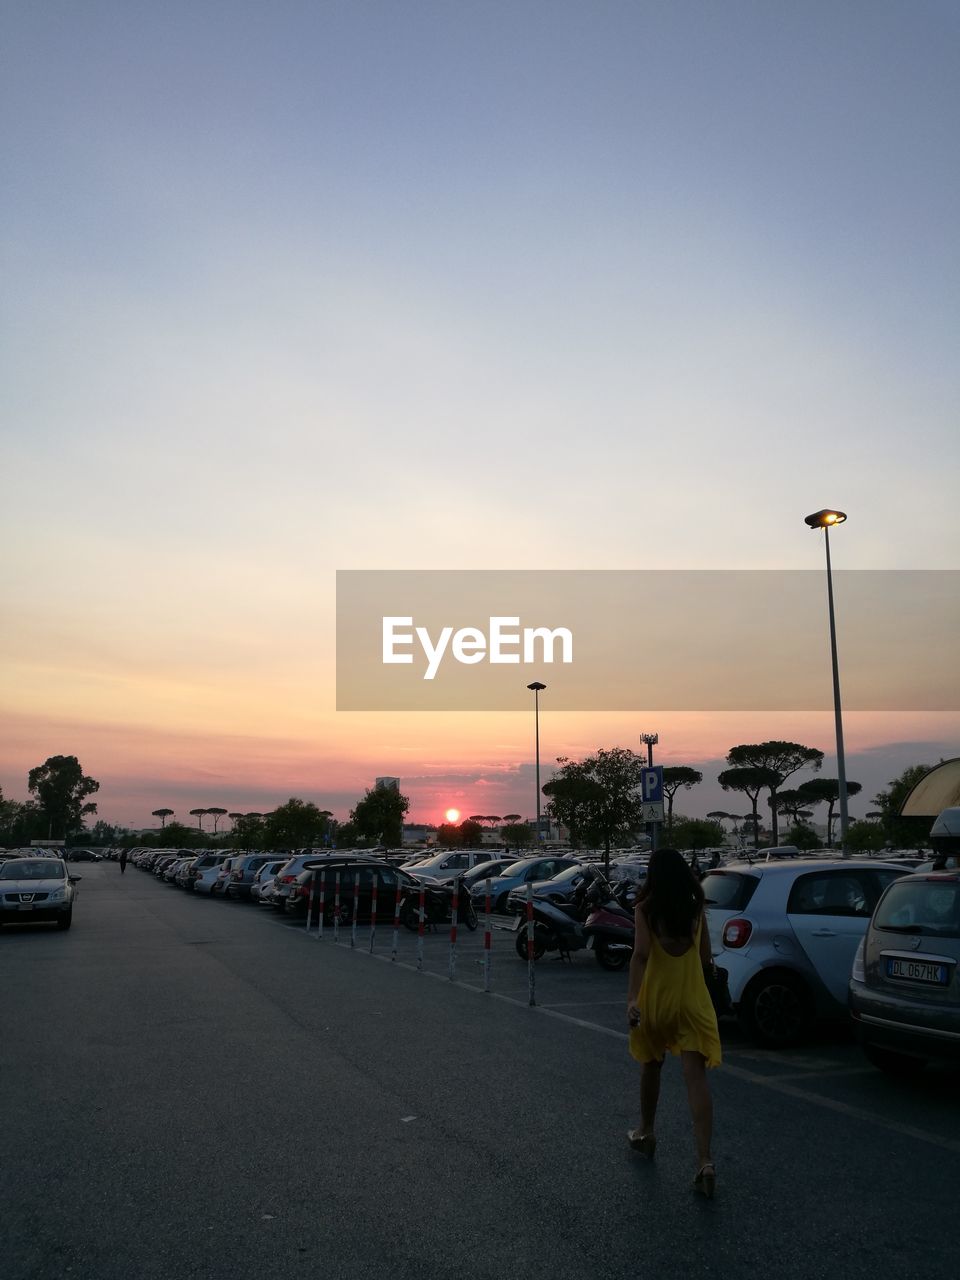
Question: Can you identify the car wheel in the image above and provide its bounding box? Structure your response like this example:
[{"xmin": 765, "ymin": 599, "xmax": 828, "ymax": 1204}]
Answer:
[
  {"xmin": 496, "ymin": 893, "xmax": 512, "ymax": 915},
  {"xmin": 739, "ymin": 971, "xmax": 813, "ymax": 1048},
  {"xmin": 56, "ymin": 911, "xmax": 73, "ymax": 931},
  {"xmin": 595, "ymin": 940, "xmax": 630, "ymax": 971},
  {"xmin": 401, "ymin": 902, "xmax": 422, "ymax": 932},
  {"xmin": 863, "ymin": 1044, "xmax": 927, "ymax": 1076}
]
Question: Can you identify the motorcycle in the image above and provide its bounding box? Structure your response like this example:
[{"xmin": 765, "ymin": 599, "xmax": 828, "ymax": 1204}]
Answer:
[
  {"xmin": 512, "ymin": 894, "xmax": 587, "ymax": 961},
  {"xmin": 581, "ymin": 871, "xmax": 637, "ymax": 971}
]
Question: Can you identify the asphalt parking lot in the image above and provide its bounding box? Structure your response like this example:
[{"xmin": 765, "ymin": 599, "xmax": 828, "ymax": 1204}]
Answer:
[{"xmin": 2, "ymin": 864, "xmax": 959, "ymax": 1280}]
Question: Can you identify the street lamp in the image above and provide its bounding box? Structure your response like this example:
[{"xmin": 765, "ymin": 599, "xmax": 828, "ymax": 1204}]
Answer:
[
  {"xmin": 527, "ymin": 682, "xmax": 546, "ymax": 844},
  {"xmin": 804, "ymin": 508, "xmax": 849, "ymax": 853}
]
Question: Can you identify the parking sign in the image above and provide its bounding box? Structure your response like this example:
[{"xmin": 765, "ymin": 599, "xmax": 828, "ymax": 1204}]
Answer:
[
  {"xmin": 639, "ymin": 767, "xmax": 664, "ymax": 823},
  {"xmin": 640, "ymin": 767, "xmax": 663, "ymax": 804}
]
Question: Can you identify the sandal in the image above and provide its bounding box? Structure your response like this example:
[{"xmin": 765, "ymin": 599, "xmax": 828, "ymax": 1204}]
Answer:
[
  {"xmin": 627, "ymin": 1130, "xmax": 657, "ymax": 1158},
  {"xmin": 693, "ymin": 1162, "xmax": 716, "ymax": 1199}
]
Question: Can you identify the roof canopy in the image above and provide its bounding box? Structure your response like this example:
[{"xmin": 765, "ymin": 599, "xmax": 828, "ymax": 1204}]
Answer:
[{"xmin": 900, "ymin": 758, "xmax": 960, "ymax": 816}]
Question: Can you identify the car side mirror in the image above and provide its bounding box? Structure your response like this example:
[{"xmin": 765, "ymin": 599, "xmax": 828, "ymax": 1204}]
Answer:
[{"xmin": 69, "ymin": 875, "xmax": 81, "ymax": 883}]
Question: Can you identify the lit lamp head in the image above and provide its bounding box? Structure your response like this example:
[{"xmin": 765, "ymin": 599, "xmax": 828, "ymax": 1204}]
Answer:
[{"xmin": 804, "ymin": 509, "xmax": 847, "ymax": 529}]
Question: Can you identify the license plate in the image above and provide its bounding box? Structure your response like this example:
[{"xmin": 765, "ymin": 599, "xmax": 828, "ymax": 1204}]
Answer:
[
  {"xmin": 584, "ymin": 935, "xmax": 594, "ymax": 950},
  {"xmin": 512, "ymin": 915, "xmax": 524, "ymax": 931},
  {"xmin": 885, "ymin": 957, "xmax": 948, "ymax": 985},
  {"xmin": 18, "ymin": 904, "xmax": 34, "ymax": 912}
]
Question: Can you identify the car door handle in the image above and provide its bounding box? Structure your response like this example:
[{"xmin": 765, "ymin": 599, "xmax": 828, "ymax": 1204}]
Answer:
[{"xmin": 811, "ymin": 929, "xmax": 836, "ymax": 937}]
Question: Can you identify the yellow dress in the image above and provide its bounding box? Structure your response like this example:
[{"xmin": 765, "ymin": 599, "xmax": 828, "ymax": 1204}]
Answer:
[{"xmin": 629, "ymin": 917, "xmax": 722, "ymax": 1068}]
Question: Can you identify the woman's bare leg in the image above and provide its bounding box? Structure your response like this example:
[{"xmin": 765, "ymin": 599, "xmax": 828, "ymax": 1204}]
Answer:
[
  {"xmin": 680, "ymin": 1051, "xmax": 713, "ymax": 1167},
  {"xmin": 640, "ymin": 1058, "xmax": 663, "ymax": 1136}
]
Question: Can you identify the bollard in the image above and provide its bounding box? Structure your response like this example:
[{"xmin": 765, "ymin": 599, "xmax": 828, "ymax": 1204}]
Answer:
[
  {"xmin": 483, "ymin": 876, "xmax": 492, "ymax": 993},
  {"xmin": 306, "ymin": 872, "xmax": 315, "ymax": 936},
  {"xmin": 334, "ymin": 871, "xmax": 341, "ymax": 945},
  {"xmin": 448, "ymin": 876, "xmax": 460, "ymax": 981},
  {"xmin": 416, "ymin": 883, "xmax": 425, "ymax": 972},
  {"xmin": 317, "ymin": 871, "xmax": 326, "ymax": 940},
  {"xmin": 391, "ymin": 879, "xmax": 401, "ymax": 961},
  {"xmin": 526, "ymin": 883, "xmax": 536, "ymax": 1006},
  {"xmin": 369, "ymin": 872, "xmax": 378, "ymax": 954},
  {"xmin": 351, "ymin": 870, "xmax": 360, "ymax": 948}
]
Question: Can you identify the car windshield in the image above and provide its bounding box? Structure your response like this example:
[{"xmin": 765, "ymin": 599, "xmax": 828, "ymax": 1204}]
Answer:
[
  {"xmin": 0, "ymin": 860, "xmax": 63, "ymax": 879},
  {"xmin": 540, "ymin": 865, "xmax": 584, "ymax": 886},
  {"xmin": 874, "ymin": 880, "xmax": 960, "ymax": 938},
  {"xmin": 499, "ymin": 859, "xmax": 537, "ymax": 877}
]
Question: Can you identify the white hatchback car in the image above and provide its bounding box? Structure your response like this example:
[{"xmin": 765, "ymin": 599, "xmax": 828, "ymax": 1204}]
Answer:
[{"xmin": 703, "ymin": 859, "xmax": 909, "ymax": 1047}]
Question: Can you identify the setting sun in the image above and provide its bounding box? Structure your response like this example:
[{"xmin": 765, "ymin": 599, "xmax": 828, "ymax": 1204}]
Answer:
[{"xmin": 445, "ymin": 808, "xmax": 461, "ymax": 823}]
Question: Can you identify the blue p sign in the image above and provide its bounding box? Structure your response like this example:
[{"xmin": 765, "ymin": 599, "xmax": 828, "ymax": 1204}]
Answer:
[{"xmin": 640, "ymin": 766, "xmax": 663, "ymax": 804}]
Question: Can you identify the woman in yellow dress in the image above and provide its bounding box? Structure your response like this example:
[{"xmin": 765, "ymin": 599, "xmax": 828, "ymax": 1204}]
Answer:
[{"xmin": 625, "ymin": 846, "xmax": 722, "ymax": 1197}]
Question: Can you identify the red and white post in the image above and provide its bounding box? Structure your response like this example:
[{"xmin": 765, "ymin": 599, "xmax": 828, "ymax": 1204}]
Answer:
[
  {"xmin": 448, "ymin": 876, "xmax": 460, "ymax": 981},
  {"xmin": 391, "ymin": 879, "xmax": 401, "ymax": 961},
  {"xmin": 333, "ymin": 871, "xmax": 341, "ymax": 945},
  {"xmin": 317, "ymin": 871, "xmax": 326, "ymax": 940},
  {"xmin": 526, "ymin": 882, "xmax": 536, "ymax": 1006},
  {"xmin": 350, "ymin": 870, "xmax": 360, "ymax": 948},
  {"xmin": 305, "ymin": 872, "xmax": 315, "ymax": 936},
  {"xmin": 416, "ymin": 883, "xmax": 425, "ymax": 972},
  {"xmin": 482, "ymin": 876, "xmax": 492, "ymax": 993},
  {"xmin": 369, "ymin": 873, "xmax": 378, "ymax": 953}
]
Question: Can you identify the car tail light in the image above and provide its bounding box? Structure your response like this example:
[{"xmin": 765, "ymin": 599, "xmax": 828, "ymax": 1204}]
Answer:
[
  {"xmin": 722, "ymin": 918, "xmax": 753, "ymax": 949},
  {"xmin": 280, "ymin": 875, "xmax": 295, "ymax": 884},
  {"xmin": 851, "ymin": 938, "xmax": 865, "ymax": 983}
]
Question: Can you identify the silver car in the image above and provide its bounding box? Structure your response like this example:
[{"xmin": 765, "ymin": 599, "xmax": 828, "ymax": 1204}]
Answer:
[
  {"xmin": 703, "ymin": 859, "xmax": 908, "ymax": 1047},
  {"xmin": 0, "ymin": 857, "xmax": 80, "ymax": 931},
  {"xmin": 850, "ymin": 868, "xmax": 960, "ymax": 1074}
]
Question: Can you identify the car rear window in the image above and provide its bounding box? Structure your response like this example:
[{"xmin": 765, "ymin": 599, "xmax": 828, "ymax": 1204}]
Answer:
[
  {"xmin": 874, "ymin": 879, "xmax": 960, "ymax": 939},
  {"xmin": 702, "ymin": 872, "xmax": 759, "ymax": 911}
]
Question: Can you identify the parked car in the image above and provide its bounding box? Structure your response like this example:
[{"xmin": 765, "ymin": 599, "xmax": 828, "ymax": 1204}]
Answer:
[
  {"xmin": 286, "ymin": 859, "xmax": 422, "ymax": 923},
  {"xmin": 193, "ymin": 859, "xmax": 231, "ymax": 895},
  {"xmin": 251, "ymin": 860, "xmax": 286, "ymax": 904},
  {"xmin": 163, "ymin": 857, "xmax": 193, "ymax": 883},
  {"xmin": 398, "ymin": 848, "xmax": 502, "ymax": 881},
  {"xmin": 177, "ymin": 852, "xmax": 228, "ymax": 891},
  {"xmin": 703, "ymin": 859, "xmax": 909, "ymax": 1047},
  {"xmin": 850, "ymin": 869, "xmax": 960, "ymax": 1073},
  {"xmin": 506, "ymin": 862, "xmax": 590, "ymax": 913},
  {"xmin": 210, "ymin": 857, "xmax": 242, "ymax": 897},
  {"xmin": 481, "ymin": 856, "xmax": 583, "ymax": 915},
  {"xmin": 222, "ymin": 853, "xmax": 280, "ymax": 900},
  {"xmin": 436, "ymin": 857, "xmax": 522, "ymax": 896},
  {"xmin": 270, "ymin": 852, "xmax": 361, "ymax": 911},
  {"xmin": 0, "ymin": 857, "xmax": 81, "ymax": 930}
]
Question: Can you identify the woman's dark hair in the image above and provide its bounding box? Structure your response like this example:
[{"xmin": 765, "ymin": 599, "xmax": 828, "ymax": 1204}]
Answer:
[{"xmin": 637, "ymin": 847, "xmax": 705, "ymax": 938}]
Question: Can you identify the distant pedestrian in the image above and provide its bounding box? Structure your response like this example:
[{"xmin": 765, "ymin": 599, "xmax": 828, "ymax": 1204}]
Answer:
[
  {"xmin": 626, "ymin": 846, "xmax": 721, "ymax": 1198},
  {"xmin": 119, "ymin": 849, "xmax": 128, "ymax": 874}
]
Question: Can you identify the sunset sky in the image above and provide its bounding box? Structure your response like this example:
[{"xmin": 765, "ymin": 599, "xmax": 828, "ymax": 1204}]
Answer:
[{"xmin": 2, "ymin": 2, "xmax": 958, "ymax": 830}]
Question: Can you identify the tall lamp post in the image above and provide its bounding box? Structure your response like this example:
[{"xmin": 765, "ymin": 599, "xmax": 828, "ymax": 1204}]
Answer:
[
  {"xmin": 527, "ymin": 682, "xmax": 546, "ymax": 844},
  {"xmin": 804, "ymin": 508, "xmax": 850, "ymax": 854}
]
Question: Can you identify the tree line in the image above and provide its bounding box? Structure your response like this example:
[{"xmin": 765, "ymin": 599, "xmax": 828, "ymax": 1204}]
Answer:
[{"xmin": 0, "ymin": 748, "xmax": 939, "ymax": 855}]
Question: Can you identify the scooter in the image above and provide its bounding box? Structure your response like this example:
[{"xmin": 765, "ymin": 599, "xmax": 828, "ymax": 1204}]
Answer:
[
  {"xmin": 512, "ymin": 895, "xmax": 586, "ymax": 961},
  {"xmin": 582, "ymin": 874, "xmax": 636, "ymax": 971}
]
